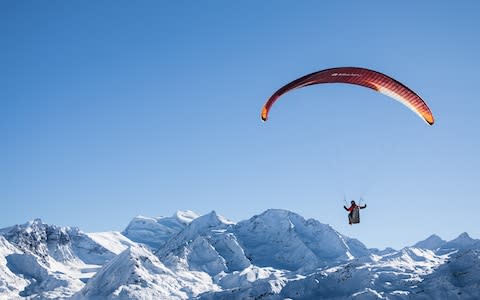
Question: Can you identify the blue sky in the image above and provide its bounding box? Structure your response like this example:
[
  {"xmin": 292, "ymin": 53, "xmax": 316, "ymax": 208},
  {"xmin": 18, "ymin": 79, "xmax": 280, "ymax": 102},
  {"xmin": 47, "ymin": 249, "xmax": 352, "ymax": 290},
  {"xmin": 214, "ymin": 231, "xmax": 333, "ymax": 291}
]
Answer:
[{"xmin": 2, "ymin": 1, "xmax": 479, "ymax": 249}]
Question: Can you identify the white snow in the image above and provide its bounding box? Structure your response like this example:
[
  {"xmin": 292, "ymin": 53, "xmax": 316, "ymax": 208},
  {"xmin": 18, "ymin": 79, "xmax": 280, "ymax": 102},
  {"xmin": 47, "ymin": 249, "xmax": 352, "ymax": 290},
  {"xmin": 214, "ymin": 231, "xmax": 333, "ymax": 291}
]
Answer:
[
  {"xmin": 122, "ymin": 210, "xmax": 199, "ymax": 249},
  {"xmin": 0, "ymin": 236, "xmax": 28, "ymax": 298},
  {"xmin": 86, "ymin": 231, "xmax": 136, "ymax": 255}
]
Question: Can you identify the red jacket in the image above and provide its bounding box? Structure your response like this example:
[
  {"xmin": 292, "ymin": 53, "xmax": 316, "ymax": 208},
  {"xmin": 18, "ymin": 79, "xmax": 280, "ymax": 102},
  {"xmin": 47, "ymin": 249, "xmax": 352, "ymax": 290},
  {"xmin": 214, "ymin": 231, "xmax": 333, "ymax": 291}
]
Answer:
[{"xmin": 344, "ymin": 204, "xmax": 366, "ymax": 212}]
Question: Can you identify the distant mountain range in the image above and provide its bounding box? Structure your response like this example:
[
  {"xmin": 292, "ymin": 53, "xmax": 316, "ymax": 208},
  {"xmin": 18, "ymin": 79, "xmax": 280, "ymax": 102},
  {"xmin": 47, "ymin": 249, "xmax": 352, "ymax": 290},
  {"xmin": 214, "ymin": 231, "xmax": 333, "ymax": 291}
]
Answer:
[{"xmin": 1, "ymin": 209, "xmax": 479, "ymax": 299}]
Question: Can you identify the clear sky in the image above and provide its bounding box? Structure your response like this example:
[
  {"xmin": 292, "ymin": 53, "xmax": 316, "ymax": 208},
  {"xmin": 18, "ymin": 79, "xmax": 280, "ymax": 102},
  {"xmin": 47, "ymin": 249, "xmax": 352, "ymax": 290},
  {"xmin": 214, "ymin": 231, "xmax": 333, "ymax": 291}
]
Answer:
[{"xmin": 2, "ymin": 1, "xmax": 479, "ymax": 249}]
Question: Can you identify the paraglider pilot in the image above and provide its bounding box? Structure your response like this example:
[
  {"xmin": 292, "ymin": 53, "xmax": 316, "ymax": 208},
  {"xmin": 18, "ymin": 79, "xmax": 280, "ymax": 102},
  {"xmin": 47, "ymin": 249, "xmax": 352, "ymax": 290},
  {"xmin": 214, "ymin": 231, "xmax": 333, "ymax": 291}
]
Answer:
[{"xmin": 344, "ymin": 200, "xmax": 367, "ymax": 225}]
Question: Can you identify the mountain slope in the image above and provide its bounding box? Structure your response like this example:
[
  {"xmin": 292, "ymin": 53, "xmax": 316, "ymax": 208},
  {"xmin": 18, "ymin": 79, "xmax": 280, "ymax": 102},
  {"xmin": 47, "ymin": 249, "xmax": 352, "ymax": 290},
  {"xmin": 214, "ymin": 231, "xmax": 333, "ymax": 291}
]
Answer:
[
  {"xmin": 0, "ymin": 236, "xmax": 28, "ymax": 298},
  {"xmin": 75, "ymin": 244, "xmax": 218, "ymax": 299},
  {"xmin": 86, "ymin": 231, "xmax": 136, "ymax": 255},
  {"xmin": 234, "ymin": 209, "xmax": 369, "ymax": 271},
  {"xmin": 414, "ymin": 248, "xmax": 480, "ymax": 299}
]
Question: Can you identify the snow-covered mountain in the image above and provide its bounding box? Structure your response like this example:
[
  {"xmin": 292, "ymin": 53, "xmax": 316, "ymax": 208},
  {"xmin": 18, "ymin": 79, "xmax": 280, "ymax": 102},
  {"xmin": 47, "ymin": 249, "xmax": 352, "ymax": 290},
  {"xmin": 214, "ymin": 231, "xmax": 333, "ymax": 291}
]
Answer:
[
  {"xmin": 0, "ymin": 219, "xmax": 135, "ymax": 298},
  {"xmin": 123, "ymin": 211, "xmax": 198, "ymax": 249},
  {"xmin": 74, "ymin": 244, "xmax": 218, "ymax": 300},
  {"xmin": 0, "ymin": 219, "xmax": 116, "ymax": 266},
  {"xmin": 1, "ymin": 210, "xmax": 479, "ymax": 299},
  {"xmin": 436, "ymin": 232, "xmax": 480, "ymax": 255},
  {"xmin": 158, "ymin": 210, "xmax": 245, "ymax": 276},
  {"xmin": 414, "ymin": 234, "xmax": 446, "ymax": 251},
  {"xmin": 234, "ymin": 209, "xmax": 369, "ymax": 271}
]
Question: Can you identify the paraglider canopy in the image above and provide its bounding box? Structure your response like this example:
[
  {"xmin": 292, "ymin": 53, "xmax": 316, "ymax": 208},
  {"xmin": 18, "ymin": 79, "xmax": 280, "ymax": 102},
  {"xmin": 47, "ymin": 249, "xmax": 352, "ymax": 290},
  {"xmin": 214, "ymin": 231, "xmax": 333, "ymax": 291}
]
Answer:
[{"xmin": 261, "ymin": 67, "xmax": 434, "ymax": 125}]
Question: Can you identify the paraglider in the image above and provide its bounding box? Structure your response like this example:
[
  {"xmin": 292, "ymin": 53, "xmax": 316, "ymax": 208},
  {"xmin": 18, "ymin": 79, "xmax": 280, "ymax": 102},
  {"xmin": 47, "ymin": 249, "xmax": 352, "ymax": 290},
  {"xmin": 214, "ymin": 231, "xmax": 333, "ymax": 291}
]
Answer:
[
  {"xmin": 261, "ymin": 67, "xmax": 434, "ymax": 125},
  {"xmin": 344, "ymin": 200, "xmax": 367, "ymax": 225},
  {"xmin": 261, "ymin": 67, "xmax": 435, "ymax": 226}
]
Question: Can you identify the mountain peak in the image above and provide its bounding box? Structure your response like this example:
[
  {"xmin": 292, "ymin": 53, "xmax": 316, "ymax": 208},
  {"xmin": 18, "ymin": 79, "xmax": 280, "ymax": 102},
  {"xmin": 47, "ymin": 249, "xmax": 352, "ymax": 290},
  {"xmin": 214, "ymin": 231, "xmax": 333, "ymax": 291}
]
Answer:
[
  {"xmin": 251, "ymin": 209, "xmax": 303, "ymax": 227},
  {"xmin": 456, "ymin": 232, "xmax": 471, "ymax": 240},
  {"xmin": 234, "ymin": 209, "xmax": 367, "ymax": 271},
  {"xmin": 122, "ymin": 211, "xmax": 200, "ymax": 249},
  {"xmin": 414, "ymin": 234, "xmax": 446, "ymax": 250},
  {"xmin": 435, "ymin": 232, "xmax": 479, "ymax": 255},
  {"xmin": 449, "ymin": 232, "xmax": 475, "ymax": 245},
  {"xmin": 29, "ymin": 218, "xmax": 44, "ymax": 225},
  {"xmin": 174, "ymin": 210, "xmax": 199, "ymax": 224},
  {"xmin": 262, "ymin": 208, "xmax": 296, "ymax": 217},
  {"xmin": 192, "ymin": 210, "xmax": 234, "ymax": 229}
]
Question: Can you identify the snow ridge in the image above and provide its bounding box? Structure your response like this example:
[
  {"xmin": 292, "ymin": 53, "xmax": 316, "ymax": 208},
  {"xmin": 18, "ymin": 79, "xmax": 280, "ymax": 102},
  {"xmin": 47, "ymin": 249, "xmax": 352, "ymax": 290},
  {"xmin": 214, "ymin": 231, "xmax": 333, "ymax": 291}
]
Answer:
[{"xmin": 122, "ymin": 210, "xmax": 198, "ymax": 249}]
